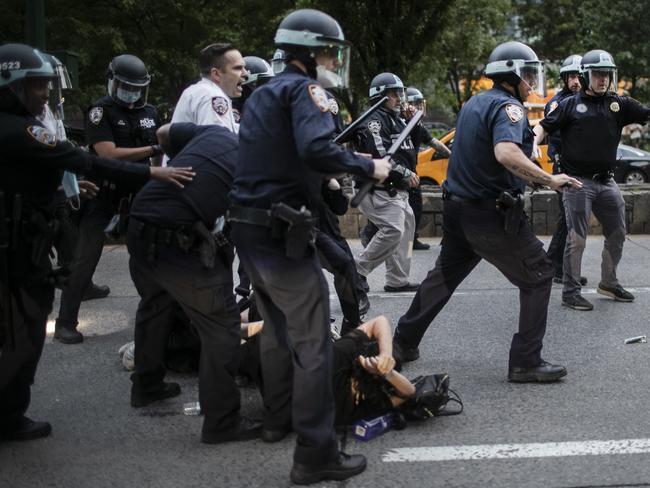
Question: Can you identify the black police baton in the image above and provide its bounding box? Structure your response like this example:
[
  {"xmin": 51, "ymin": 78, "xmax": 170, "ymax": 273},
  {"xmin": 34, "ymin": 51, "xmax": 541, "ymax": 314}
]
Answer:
[
  {"xmin": 333, "ymin": 96, "xmax": 388, "ymax": 145},
  {"xmin": 351, "ymin": 109, "xmax": 424, "ymax": 208}
]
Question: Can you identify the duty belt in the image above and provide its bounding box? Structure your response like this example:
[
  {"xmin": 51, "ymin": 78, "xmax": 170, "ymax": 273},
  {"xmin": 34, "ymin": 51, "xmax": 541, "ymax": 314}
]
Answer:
[
  {"xmin": 227, "ymin": 205, "xmax": 273, "ymax": 227},
  {"xmin": 567, "ymin": 170, "xmax": 614, "ymax": 183},
  {"xmin": 443, "ymin": 191, "xmax": 499, "ymax": 210}
]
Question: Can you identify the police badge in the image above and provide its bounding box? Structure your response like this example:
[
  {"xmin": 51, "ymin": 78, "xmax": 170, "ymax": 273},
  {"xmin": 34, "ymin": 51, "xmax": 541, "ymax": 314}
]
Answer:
[
  {"xmin": 505, "ymin": 104, "xmax": 524, "ymax": 123},
  {"xmin": 211, "ymin": 96, "xmax": 229, "ymax": 116},
  {"xmin": 307, "ymin": 84, "xmax": 330, "ymax": 112},
  {"xmin": 89, "ymin": 107, "xmax": 103, "ymax": 125},
  {"xmin": 367, "ymin": 120, "xmax": 381, "ymax": 134},
  {"xmin": 610, "ymin": 102, "xmax": 620, "ymax": 112},
  {"xmin": 27, "ymin": 125, "xmax": 57, "ymax": 147},
  {"xmin": 328, "ymin": 98, "xmax": 339, "ymax": 115},
  {"xmin": 576, "ymin": 103, "xmax": 588, "ymax": 113}
]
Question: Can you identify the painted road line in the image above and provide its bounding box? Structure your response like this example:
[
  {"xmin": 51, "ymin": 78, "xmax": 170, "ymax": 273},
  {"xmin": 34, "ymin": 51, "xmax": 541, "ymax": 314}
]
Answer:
[
  {"xmin": 330, "ymin": 287, "xmax": 650, "ymax": 300},
  {"xmin": 383, "ymin": 438, "xmax": 650, "ymax": 462}
]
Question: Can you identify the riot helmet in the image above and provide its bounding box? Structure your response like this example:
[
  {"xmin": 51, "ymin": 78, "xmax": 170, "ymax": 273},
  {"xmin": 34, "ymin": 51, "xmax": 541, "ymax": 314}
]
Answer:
[
  {"xmin": 580, "ymin": 49, "xmax": 617, "ymax": 96},
  {"xmin": 0, "ymin": 43, "xmax": 56, "ymax": 115},
  {"xmin": 271, "ymin": 49, "xmax": 287, "ymax": 75},
  {"xmin": 107, "ymin": 54, "xmax": 151, "ymax": 108},
  {"xmin": 406, "ymin": 86, "xmax": 426, "ymax": 115},
  {"xmin": 274, "ymin": 9, "xmax": 351, "ymax": 88},
  {"xmin": 242, "ymin": 56, "xmax": 274, "ymax": 88},
  {"xmin": 369, "ymin": 72, "xmax": 406, "ymax": 113},
  {"xmin": 485, "ymin": 41, "xmax": 545, "ymax": 101}
]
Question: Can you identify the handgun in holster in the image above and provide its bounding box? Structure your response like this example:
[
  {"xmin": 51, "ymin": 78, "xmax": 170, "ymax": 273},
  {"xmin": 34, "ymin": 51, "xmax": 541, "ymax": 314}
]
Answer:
[
  {"xmin": 270, "ymin": 203, "xmax": 316, "ymax": 260},
  {"xmin": 496, "ymin": 190, "xmax": 524, "ymax": 235}
]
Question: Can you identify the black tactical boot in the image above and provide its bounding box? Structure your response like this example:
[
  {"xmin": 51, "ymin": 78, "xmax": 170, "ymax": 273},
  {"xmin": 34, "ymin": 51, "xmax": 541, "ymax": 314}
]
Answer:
[{"xmin": 54, "ymin": 324, "xmax": 83, "ymax": 344}]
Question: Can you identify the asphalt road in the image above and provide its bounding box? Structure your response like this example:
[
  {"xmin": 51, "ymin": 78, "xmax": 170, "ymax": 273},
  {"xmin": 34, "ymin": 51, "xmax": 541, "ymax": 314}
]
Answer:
[{"xmin": 2, "ymin": 235, "xmax": 650, "ymax": 488}]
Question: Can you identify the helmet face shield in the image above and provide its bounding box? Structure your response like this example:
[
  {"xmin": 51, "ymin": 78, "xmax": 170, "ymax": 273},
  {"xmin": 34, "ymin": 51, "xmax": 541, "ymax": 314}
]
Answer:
[
  {"xmin": 109, "ymin": 78, "xmax": 149, "ymax": 108},
  {"xmin": 315, "ymin": 45, "xmax": 350, "ymax": 89},
  {"xmin": 584, "ymin": 67, "xmax": 617, "ymax": 94},
  {"xmin": 519, "ymin": 60, "xmax": 545, "ymax": 97}
]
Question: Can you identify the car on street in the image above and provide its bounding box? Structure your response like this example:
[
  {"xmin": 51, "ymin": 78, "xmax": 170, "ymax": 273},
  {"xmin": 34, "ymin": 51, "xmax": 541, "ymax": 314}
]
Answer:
[{"xmin": 416, "ymin": 129, "xmax": 650, "ymax": 187}]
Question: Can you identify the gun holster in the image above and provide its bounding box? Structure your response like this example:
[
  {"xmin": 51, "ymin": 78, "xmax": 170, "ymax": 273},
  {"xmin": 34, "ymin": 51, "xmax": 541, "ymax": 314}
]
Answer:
[
  {"xmin": 496, "ymin": 190, "xmax": 524, "ymax": 235},
  {"xmin": 270, "ymin": 203, "xmax": 316, "ymax": 260}
]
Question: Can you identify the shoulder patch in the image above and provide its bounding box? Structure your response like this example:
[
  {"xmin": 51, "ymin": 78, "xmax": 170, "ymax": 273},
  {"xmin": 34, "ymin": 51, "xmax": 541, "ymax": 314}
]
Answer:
[
  {"xmin": 27, "ymin": 125, "xmax": 57, "ymax": 147},
  {"xmin": 307, "ymin": 84, "xmax": 330, "ymax": 112},
  {"xmin": 328, "ymin": 98, "xmax": 339, "ymax": 115},
  {"xmin": 367, "ymin": 120, "xmax": 381, "ymax": 134},
  {"xmin": 547, "ymin": 100, "xmax": 559, "ymax": 115},
  {"xmin": 610, "ymin": 101, "xmax": 620, "ymax": 112},
  {"xmin": 211, "ymin": 96, "xmax": 229, "ymax": 116},
  {"xmin": 89, "ymin": 107, "xmax": 103, "ymax": 125},
  {"xmin": 504, "ymin": 104, "xmax": 524, "ymax": 123}
]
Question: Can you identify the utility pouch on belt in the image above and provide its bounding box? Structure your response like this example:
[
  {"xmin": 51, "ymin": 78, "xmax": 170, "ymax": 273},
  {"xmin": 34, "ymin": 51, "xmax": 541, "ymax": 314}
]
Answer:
[
  {"xmin": 271, "ymin": 203, "xmax": 315, "ymax": 260},
  {"xmin": 497, "ymin": 190, "xmax": 524, "ymax": 235}
]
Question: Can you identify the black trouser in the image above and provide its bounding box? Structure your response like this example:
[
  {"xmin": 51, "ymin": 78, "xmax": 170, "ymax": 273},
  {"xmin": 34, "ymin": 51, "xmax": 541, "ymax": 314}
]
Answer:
[
  {"xmin": 0, "ymin": 243, "xmax": 54, "ymax": 428},
  {"xmin": 55, "ymin": 198, "xmax": 114, "ymax": 330},
  {"xmin": 316, "ymin": 229, "xmax": 361, "ymax": 326},
  {"xmin": 409, "ymin": 186, "xmax": 423, "ymax": 239},
  {"xmin": 51, "ymin": 191, "xmax": 79, "ymax": 270},
  {"xmin": 231, "ymin": 222, "xmax": 338, "ymax": 466},
  {"xmin": 394, "ymin": 199, "xmax": 555, "ymax": 368},
  {"xmin": 127, "ymin": 221, "xmax": 241, "ymax": 435},
  {"xmin": 546, "ymin": 192, "xmax": 567, "ymax": 277}
]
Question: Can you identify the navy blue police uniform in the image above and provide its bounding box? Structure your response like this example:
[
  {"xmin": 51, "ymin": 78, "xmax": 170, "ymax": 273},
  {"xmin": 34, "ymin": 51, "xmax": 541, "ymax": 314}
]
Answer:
[
  {"xmin": 544, "ymin": 87, "xmax": 577, "ymax": 279},
  {"xmin": 394, "ymin": 84, "xmax": 556, "ymax": 368},
  {"xmin": 0, "ymin": 109, "xmax": 150, "ymax": 438},
  {"xmin": 127, "ymin": 123, "xmax": 247, "ymax": 441},
  {"xmin": 54, "ymin": 96, "xmax": 161, "ymax": 339},
  {"xmin": 316, "ymin": 89, "xmax": 368, "ymax": 333},
  {"xmin": 228, "ymin": 63, "xmax": 374, "ymax": 465},
  {"xmin": 540, "ymin": 90, "xmax": 650, "ymax": 299}
]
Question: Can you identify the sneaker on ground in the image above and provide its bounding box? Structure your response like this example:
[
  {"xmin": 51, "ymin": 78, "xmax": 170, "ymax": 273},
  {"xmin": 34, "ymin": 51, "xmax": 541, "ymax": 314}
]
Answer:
[
  {"xmin": 597, "ymin": 283, "xmax": 635, "ymax": 302},
  {"xmin": 562, "ymin": 294, "xmax": 593, "ymax": 311}
]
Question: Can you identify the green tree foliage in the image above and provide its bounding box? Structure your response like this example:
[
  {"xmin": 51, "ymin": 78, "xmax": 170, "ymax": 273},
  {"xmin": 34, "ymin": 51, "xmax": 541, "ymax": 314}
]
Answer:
[
  {"xmin": 1, "ymin": 0, "xmax": 649, "ymax": 123},
  {"xmin": 409, "ymin": 0, "xmax": 512, "ymax": 117}
]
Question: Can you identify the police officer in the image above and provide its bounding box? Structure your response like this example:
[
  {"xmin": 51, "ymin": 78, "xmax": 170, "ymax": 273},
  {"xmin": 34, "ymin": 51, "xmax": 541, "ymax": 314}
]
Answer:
[
  {"xmin": 542, "ymin": 55, "xmax": 587, "ymax": 285},
  {"xmin": 228, "ymin": 9, "xmax": 390, "ymax": 485},
  {"xmin": 0, "ymin": 43, "xmax": 192, "ymax": 441},
  {"xmin": 170, "ymin": 43, "xmax": 246, "ymax": 132},
  {"xmin": 127, "ymin": 122, "xmax": 261, "ymax": 442},
  {"xmin": 39, "ymin": 54, "xmax": 103, "ymax": 290},
  {"xmin": 392, "ymin": 41, "xmax": 580, "ymax": 383},
  {"xmin": 53, "ymin": 54, "xmax": 163, "ymax": 344},
  {"xmin": 354, "ymin": 72, "xmax": 419, "ymax": 293},
  {"xmin": 232, "ymin": 55, "xmax": 274, "ymax": 123},
  {"xmin": 315, "ymin": 67, "xmax": 370, "ymax": 330},
  {"xmin": 405, "ymin": 86, "xmax": 451, "ymax": 250},
  {"xmin": 535, "ymin": 49, "xmax": 650, "ymax": 311}
]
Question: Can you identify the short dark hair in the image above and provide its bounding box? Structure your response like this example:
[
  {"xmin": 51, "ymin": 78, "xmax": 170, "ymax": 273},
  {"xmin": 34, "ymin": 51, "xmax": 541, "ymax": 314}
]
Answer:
[{"xmin": 199, "ymin": 43, "xmax": 235, "ymax": 76}]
